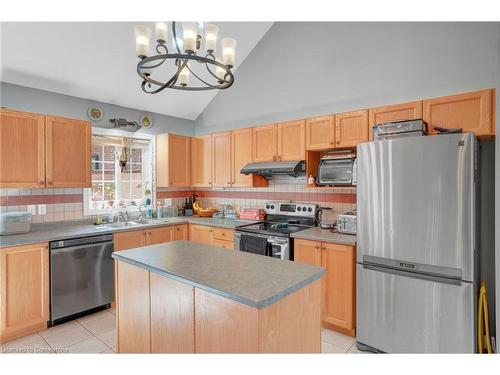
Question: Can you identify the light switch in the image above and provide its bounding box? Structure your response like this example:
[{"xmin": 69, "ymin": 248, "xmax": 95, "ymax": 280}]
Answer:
[
  {"xmin": 38, "ymin": 204, "xmax": 46, "ymax": 215},
  {"xmin": 27, "ymin": 205, "xmax": 36, "ymax": 215}
]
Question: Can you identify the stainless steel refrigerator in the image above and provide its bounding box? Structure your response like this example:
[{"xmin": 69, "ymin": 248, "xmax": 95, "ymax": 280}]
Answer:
[{"xmin": 356, "ymin": 133, "xmax": 478, "ymax": 353}]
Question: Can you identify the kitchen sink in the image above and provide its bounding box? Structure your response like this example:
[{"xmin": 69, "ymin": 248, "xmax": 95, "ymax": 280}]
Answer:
[{"xmin": 105, "ymin": 221, "xmax": 142, "ymax": 228}]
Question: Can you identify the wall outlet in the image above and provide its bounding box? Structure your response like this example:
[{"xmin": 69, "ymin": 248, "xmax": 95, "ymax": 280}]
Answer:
[
  {"xmin": 27, "ymin": 205, "xmax": 36, "ymax": 215},
  {"xmin": 38, "ymin": 204, "xmax": 46, "ymax": 215},
  {"xmin": 163, "ymin": 199, "xmax": 172, "ymax": 206}
]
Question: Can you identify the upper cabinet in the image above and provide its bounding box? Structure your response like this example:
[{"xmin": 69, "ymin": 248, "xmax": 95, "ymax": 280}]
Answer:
[
  {"xmin": 277, "ymin": 120, "xmax": 306, "ymax": 161},
  {"xmin": 423, "ymin": 89, "xmax": 494, "ymax": 136},
  {"xmin": 191, "ymin": 135, "xmax": 212, "ymax": 188},
  {"xmin": 0, "ymin": 109, "xmax": 91, "ymax": 189},
  {"xmin": 368, "ymin": 101, "xmax": 422, "ymax": 133},
  {"xmin": 157, "ymin": 134, "xmax": 191, "ymax": 187},
  {"xmin": 334, "ymin": 110, "xmax": 369, "ymax": 148},
  {"xmin": 231, "ymin": 128, "xmax": 255, "ymax": 187},
  {"xmin": 45, "ymin": 116, "xmax": 91, "ymax": 188},
  {"xmin": 0, "ymin": 109, "xmax": 46, "ymax": 188},
  {"xmin": 252, "ymin": 124, "xmax": 278, "ymax": 162},
  {"xmin": 305, "ymin": 116, "xmax": 335, "ymax": 150},
  {"xmin": 212, "ymin": 132, "xmax": 232, "ymax": 188}
]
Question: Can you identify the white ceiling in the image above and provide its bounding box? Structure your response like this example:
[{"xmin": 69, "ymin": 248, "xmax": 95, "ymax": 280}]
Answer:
[{"xmin": 0, "ymin": 22, "xmax": 273, "ymax": 120}]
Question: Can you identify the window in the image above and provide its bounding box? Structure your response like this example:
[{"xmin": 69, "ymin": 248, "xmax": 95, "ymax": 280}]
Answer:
[{"xmin": 84, "ymin": 134, "xmax": 153, "ymax": 215}]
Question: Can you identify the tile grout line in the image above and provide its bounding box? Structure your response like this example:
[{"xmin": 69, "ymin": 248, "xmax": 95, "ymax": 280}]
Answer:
[{"xmin": 74, "ymin": 319, "xmax": 115, "ymax": 353}]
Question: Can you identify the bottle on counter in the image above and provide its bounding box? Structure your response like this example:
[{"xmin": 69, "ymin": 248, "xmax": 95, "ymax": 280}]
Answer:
[{"xmin": 185, "ymin": 197, "xmax": 193, "ymax": 216}]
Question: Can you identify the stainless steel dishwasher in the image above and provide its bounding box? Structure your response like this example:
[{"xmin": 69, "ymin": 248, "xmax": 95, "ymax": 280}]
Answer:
[{"xmin": 49, "ymin": 234, "xmax": 114, "ymax": 325}]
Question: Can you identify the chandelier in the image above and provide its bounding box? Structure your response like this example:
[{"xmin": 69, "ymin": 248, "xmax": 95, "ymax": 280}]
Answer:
[{"xmin": 134, "ymin": 22, "xmax": 236, "ymax": 93}]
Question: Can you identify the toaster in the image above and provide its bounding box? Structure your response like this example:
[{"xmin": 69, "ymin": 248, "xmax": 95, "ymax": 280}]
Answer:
[{"xmin": 337, "ymin": 211, "xmax": 357, "ymax": 235}]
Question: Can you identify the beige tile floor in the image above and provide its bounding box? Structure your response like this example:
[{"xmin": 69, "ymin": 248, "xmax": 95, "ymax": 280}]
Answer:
[{"xmin": 1, "ymin": 307, "xmax": 368, "ymax": 354}]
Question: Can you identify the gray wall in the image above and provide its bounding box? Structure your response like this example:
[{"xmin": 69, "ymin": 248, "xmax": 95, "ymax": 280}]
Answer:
[
  {"xmin": 0, "ymin": 82, "xmax": 195, "ymax": 136},
  {"xmin": 195, "ymin": 22, "xmax": 499, "ymax": 135}
]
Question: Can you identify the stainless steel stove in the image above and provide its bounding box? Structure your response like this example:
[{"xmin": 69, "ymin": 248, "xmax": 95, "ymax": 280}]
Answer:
[{"xmin": 234, "ymin": 201, "xmax": 318, "ymax": 260}]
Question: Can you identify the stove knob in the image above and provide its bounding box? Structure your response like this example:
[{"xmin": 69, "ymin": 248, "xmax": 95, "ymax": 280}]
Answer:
[
  {"xmin": 297, "ymin": 207, "xmax": 301, "ymax": 211},
  {"xmin": 270, "ymin": 205, "xmax": 275, "ymax": 209},
  {"xmin": 308, "ymin": 207, "xmax": 312, "ymax": 212},
  {"xmin": 266, "ymin": 204, "xmax": 270, "ymax": 209}
]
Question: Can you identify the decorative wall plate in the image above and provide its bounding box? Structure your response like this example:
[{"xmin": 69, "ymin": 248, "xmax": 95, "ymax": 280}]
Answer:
[
  {"xmin": 87, "ymin": 107, "xmax": 103, "ymax": 121},
  {"xmin": 140, "ymin": 115, "xmax": 153, "ymax": 128}
]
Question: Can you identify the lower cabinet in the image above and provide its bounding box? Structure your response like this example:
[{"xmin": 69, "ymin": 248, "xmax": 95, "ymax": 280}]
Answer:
[
  {"xmin": 189, "ymin": 224, "xmax": 235, "ymax": 249},
  {"xmin": 173, "ymin": 224, "xmax": 188, "ymax": 241},
  {"xmin": 0, "ymin": 242, "xmax": 50, "ymax": 344},
  {"xmin": 294, "ymin": 239, "xmax": 356, "ymax": 336},
  {"xmin": 113, "ymin": 224, "xmax": 188, "ymax": 251}
]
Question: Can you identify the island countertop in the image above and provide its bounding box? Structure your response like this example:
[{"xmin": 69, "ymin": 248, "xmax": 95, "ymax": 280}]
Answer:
[{"xmin": 112, "ymin": 240, "xmax": 325, "ymax": 309}]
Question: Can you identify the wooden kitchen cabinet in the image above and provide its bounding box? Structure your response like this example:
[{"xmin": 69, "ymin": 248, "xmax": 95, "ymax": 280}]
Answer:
[
  {"xmin": 191, "ymin": 135, "xmax": 212, "ymax": 187},
  {"xmin": 334, "ymin": 110, "xmax": 369, "ymax": 148},
  {"xmin": 212, "ymin": 131, "xmax": 232, "ymax": 188},
  {"xmin": 277, "ymin": 120, "xmax": 306, "ymax": 161},
  {"xmin": 231, "ymin": 128, "xmax": 254, "ymax": 187},
  {"xmin": 189, "ymin": 224, "xmax": 214, "ymax": 246},
  {"xmin": 321, "ymin": 242, "xmax": 356, "ymax": 336},
  {"xmin": 0, "ymin": 109, "xmax": 46, "ymax": 188},
  {"xmin": 113, "ymin": 229, "xmax": 148, "ymax": 251},
  {"xmin": 0, "ymin": 242, "xmax": 49, "ymax": 344},
  {"xmin": 148, "ymin": 226, "xmax": 174, "ymax": 245},
  {"xmin": 253, "ymin": 124, "xmax": 278, "ymax": 162},
  {"xmin": 305, "ymin": 115, "xmax": 335, "ymax": 150},
  {"xmin": 368, "ymin": 101, "xmax": 423, "ymax": 139},
  {"xmin": 173, "ymin": 224, "xmax": 189, "ymax": 241},
  {"xmin": 294, "ymin": 239, "xmax": 322, "ymax": 266},
  {"xmin": 45, "ymin": 115, "xmax": 91, "ymax": 188},
  {"xmin": 156, "ymin": 133, "xmax": 191, "ymax": 187},
  {"xmin": 423, "ymin": 89, "xmax": 494, "ymax": 137}
]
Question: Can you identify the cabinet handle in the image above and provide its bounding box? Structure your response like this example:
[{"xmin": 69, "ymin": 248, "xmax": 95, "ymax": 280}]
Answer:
[
  {"xmin": 315, "ymin": 245, "xmax": 320, "ymax": 249},
  {"xmin": 170, "ymin": 181, "xmax": 173, "ymax": 185},
  {"xmin": 39, "ymin": 181, "xmax": 44, "ymax": 186},
  {"xmin": 329, "ymin": 141, "xmax": 334, "ymax": 145}
]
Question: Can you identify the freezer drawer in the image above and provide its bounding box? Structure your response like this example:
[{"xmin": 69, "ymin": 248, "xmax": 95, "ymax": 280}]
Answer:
[{"xmin": 356, "ymin": 264, "xmax": 475, "ymax": 353}]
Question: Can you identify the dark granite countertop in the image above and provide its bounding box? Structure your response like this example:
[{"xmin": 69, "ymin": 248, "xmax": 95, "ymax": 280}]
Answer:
[
  {"xmin": 113, "ymin": 240, "xmax": 325, "ymax": 308},
  {"xmin": 0, "ymin": 217, "xmax": 255, "ymax": 248}
]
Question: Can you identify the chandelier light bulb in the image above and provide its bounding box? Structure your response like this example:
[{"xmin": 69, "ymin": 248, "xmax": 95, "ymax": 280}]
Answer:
[
  {"xmin": 178, "ymin": 62, "xmax": 190, "ymax": 87},
  {"xmin": 221, "ymin": 38, "xmax": 236, "ymax": 67},
  {"xmin": 134, "ymin": 25, "xmax": 151, "ymax": 58},
  {"xmin": 204, "ymin": 24, "xmax": 219, "ymax": 53},
  {"xmin": 182, "ymin": 22, "xmax": 198, "ymax": 54},
  {"xmin": 155, "ymin": 22, "xmax": 168, "ymax": 44}
]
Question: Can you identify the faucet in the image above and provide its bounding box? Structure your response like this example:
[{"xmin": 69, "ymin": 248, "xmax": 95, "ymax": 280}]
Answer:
[{"xmin": 118, "ymin": 211, "xmax": 128, "ymax": 222}]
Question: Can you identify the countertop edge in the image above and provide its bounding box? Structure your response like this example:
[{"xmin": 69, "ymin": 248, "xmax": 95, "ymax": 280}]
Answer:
[{"xmin": 112, "ymin": 252, "xmax": 325, "ymax": 309}]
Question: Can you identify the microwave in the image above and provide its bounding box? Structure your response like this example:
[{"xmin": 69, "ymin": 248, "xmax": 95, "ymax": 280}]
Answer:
[{"xmin": 317, "ymin": 153, "xmax": 357, "ymax": 186}]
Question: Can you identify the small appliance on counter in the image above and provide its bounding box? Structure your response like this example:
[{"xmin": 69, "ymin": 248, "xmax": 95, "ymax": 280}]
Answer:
[
  {"xmin": 317, "ymin": 151, "xmax": 357, "ymax": 186},
  {"xmin": 239, "ymin": 208, "xmax": 266, "ymax": 221},
  {"xmin": 0, "ymin": 211, "xmax": 32, "ymax": 235},
  {"xmin": 337, "ymin": 209, "xmax": 357, "ymax": 235},
  {"xmin": 372, "ymin": 119, "xmax": 427, "ymax": 140},
  {"xmin": 316, "ymin": 206, "xmax": 336, "ymax": 229}
]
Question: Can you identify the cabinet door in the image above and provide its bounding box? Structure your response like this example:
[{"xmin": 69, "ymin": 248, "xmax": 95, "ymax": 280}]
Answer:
[
  {"xmin": 294, "ymin": 239, "xmax": 321, "ymax": 266},
  {"xmin": 150, "ymin": 272, "xmax": 194, "ymax": 353},
  {"xmin": 231, "ymin": 128, "xmax": 254, "ymax": 187},
  {"xmin": 213, "ymin": 239, "xmax": 234, "ymax": 250},
  {"xmin": 321, "ymin": 243, "xmax": 355, "ymax": 334},
  {"xmin": 368, "ymin": 101, "xmax": 422, "ymax": 139},
  {"xmin": 148, "ymin": 226, "xmax": 173, "ymax": 245},
  {"xmin": 305, "ymin": 116, "xmax": 335, "ymax": 150},
  {"xmin": 252, "ymin": 124, "xmax": 278, "ymax": 162},
  {"xmin": 169, "ymin": 134, "xmax": 191, "ymax": 187},
  {"xmin": 212, "ymin": 132, "xmax": 232, "ymax": 187},
  {"xmin": 334, "ymin": 110, "xmax": 369, "ymax": 148},
  {"xmin": 0, "ymin": 243, "xmax": 49, "ymax": 344},
  {"xmin": 173, "ymin": 224, "xmax": 188, "ymax": 241},
  {"xmin": 189, "ymin": 224, "xmax": 213, "ymax": 245},
  {"xmin": 0, "ymin": 109, "xmax": 45, "ymax": 188},
  {"xmin": 423, "ymin": 89, "xmax": 494, "ymax": 136},
  {"xmin": 191, "ymin": 135, "xmax": 212, "ymax": 187},
  {"xmin": 277, "ymin": 120, "xmax": 305, "ymax": 161},
  {"xmin": 113, "ymin": 230, "xmax": 147, "ymax": 251},
  {"xmin": 45, "ymin": 116, "xmax": 91, "ymax": 188}
]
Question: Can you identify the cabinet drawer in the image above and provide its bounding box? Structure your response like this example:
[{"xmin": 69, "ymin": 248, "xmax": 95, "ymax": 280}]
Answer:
[
  {"xmin": 213, "ymin": 227, "xmax": 234, "ymax": 241},
  {"xmin": 213, "ymin": 239, "xmax": 234, "ymax": 250}
]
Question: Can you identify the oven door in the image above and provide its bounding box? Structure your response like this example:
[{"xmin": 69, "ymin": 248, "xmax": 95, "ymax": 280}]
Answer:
[
  {"xmin": 318, "ymin": 158, "xmax": 354, "ymax": 185},
  {"xmin": 267, "ymin": 237, "xmax": 290, "ymax": 260}
]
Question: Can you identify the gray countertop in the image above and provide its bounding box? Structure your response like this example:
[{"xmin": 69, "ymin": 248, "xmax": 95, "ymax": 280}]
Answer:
[
  {"xmin": 291, "ymin": 227, "xmax": 357, "ymax": 245},
  {"xmin": 0, "ymin": 217, "xmax": 255, "ymax": 248},
  {"xmin": 113, "ymin": 240, "xmax": 325, "ymax": 308}
]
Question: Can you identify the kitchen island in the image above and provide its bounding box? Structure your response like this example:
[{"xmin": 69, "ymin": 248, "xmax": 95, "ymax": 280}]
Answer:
[{"xmin": 112, "ymin": 240, "xmax": 325, "ymax": 353}]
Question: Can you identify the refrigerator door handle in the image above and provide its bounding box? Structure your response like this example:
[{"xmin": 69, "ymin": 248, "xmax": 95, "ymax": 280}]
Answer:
[{"xmin": 362, "ymin": 262, "xmax": 465, "ymax": 286}]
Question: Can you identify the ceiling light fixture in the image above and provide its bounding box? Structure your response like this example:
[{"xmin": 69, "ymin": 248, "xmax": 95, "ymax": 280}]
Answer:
[{"xmin": 134, "ymin": 22, "xmax": 236, "ymax": 93}]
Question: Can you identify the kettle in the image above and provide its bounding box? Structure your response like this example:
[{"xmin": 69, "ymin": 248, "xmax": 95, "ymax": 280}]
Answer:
[{"xmin": 316, "ymin": 207, "xmax": 335, "ymax": 229}]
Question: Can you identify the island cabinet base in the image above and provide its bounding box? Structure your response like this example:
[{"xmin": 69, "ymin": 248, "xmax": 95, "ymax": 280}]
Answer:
[{"xmin": 115, "ymin": 260, "xmax": 321, "ymax": 353}]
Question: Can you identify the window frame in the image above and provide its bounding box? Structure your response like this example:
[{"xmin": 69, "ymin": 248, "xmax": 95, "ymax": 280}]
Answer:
[{"xmin": 83, "ymin": 128, "xmax": 156, "ymax": 217}]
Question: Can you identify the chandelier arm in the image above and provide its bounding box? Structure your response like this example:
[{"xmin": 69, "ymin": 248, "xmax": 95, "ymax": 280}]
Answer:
[
  {"xmin": 185, "ymin": 63, "xmax": 222, "ymax": 88},
  {"xmin": 155, "ymin": 44, "xmax": 168, "ymax": 55},
  {"xmin": 140, "ymin": 59, "xmax": 188, "ymax": 94}
]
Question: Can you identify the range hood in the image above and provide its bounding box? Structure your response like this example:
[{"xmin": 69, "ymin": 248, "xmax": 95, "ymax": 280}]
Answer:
[{"xmin": 240, "ymin": 160, "xmax": 306, "ymax": 177}]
